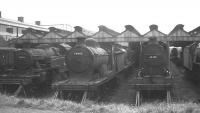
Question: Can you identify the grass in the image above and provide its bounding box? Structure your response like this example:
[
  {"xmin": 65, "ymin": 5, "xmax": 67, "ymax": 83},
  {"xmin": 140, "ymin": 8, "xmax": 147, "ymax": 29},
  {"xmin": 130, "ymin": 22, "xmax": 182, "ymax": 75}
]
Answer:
[{"xmin": 0, "ymin": 94, "xmax": 200, "ymax": 113}]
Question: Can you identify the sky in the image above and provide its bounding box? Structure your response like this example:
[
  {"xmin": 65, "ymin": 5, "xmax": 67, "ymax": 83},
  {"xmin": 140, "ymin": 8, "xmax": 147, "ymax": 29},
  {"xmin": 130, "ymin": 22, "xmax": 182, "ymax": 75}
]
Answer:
[{"xmin": 1, "ymin": 0, "xmax": 200, "ymax": 34}]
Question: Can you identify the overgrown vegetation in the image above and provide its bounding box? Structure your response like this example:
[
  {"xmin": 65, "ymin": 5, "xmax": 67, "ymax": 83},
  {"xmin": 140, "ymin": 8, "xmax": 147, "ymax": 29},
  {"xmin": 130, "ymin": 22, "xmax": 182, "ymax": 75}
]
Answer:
[{"xmin": 0, "ymin": 94, "xmax": 200, "ymax": 113}]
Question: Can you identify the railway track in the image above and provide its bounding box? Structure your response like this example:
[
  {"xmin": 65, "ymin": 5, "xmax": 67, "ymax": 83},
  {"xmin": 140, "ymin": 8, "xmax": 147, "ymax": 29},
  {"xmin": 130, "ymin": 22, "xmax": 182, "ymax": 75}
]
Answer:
[
  {"xmin": 1, "ymin": 62, "xmax": 200, "ymax": 104},
  {"xmin": 52, "ymin": 67, "xmax": 132, "ymax": 103},
  {"xmin": 110, "ymin": 62, "xmax": 200, "ymax": 104},
  {"xmin": 172, "ymin": 62, "xmax": 200, "ymax": 102}
]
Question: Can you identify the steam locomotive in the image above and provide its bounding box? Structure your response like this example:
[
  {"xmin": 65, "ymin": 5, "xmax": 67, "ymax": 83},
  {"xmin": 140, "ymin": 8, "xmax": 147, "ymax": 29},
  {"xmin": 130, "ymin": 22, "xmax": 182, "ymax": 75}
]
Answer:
[
  {"xmin": 52, "ymin": 37, "xmax": 130, "ymax": 102},
  {"xmin": 67, "ymin": 38, "xmax": 128, "ymax": 81},
  {"xmin": 139, "ymin": 37, "xmax": 170, "ymax": 78},
  {"xmin": 0, "ymin": 43, "xmax": 71, "ymax": 96},
  {"xmin": 183, "ymin": 42, "xmax": 200, "ymax": 82},
  {"xmin": 129, "ymin": 37, "xmax": 173, "ymax": 105}
]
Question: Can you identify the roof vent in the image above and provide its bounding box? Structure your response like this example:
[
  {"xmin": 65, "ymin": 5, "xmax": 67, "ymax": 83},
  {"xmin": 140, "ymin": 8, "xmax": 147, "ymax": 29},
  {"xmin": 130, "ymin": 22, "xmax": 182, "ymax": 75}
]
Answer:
[
  {"xmin": 175, "ymin": 24, "xmax": 184, "ymax": 30},
  {"xmin": 149, "ymin": 24, "xmax": 158, "ymax": 31},
  {"xmin": 35, "ymin": 21, "xmax": 41, "ymax": 25},
  {"xmin": 125, "ymin": 25, "xmax": 135, "ymax": 31},
  {"xmin": 18, "ymin": 16, "xmax": 24, "ymax": 22},
  {"xmin": 74, "ymin": 26, "xmax": 83, "ymax": 33},
  {"xmin": 98, "ymin": 25, "xmax": 106, "ymax": 31}
]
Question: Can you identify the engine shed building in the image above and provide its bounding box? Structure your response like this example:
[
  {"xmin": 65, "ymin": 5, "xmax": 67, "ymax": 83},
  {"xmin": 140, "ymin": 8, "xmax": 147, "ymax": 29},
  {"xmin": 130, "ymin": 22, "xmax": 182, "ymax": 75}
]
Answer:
[
  {"xmin": 66, "ymin": 26, "xmax": 94, "ymax": 42},
  {"xmin": 168, "ymin": 24, "xmax": 192, "ymax": 47},
  {"xmin": 117, "ymin": 25, "xmax": 141, "ymax": 42},
  {"xmin": 40, "ymin": 27, "xmax": 72, "ymax": 44},
  {"xmin": 92, "ymin": 25, "xmax": 119, "ymax": 42},
  {"xmin": 0, "ymin": 11, "xmax": 48, "ymax": 42}
]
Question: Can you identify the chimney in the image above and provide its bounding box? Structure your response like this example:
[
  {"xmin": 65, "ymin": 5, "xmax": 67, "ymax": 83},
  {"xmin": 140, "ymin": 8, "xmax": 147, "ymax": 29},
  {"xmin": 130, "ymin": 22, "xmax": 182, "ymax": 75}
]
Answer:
[
  {"xmin": 0, "ymin": 11, "xmax": 1, "ymax": 18},
  {"xmin": 149, "ymin": 24, "xmax": 158, "ymax": 31},
  {"xmin": 76, "ymin": 36, "xmax": 86, "ymax": 46},
  {"xmin": 175, "ymin": 24, "xmax": 184, "ymax": 30},
  {"xmin": 74, "ymin": 26, "xmax": 83, "ymax": 33},
  {"xmin": 35, "ymin": 21, "xmax": 40, "ymax": 25},
  {"xmin": 125, "ymin": 25, "xmax": 135, "ymax": 31},
  {"xmin": 98, "ymin": 25, "xmax": 106, "ymax": 31},
  {"xmin": 18, "ymin": 16, "xmax": 24, "ymax": 22}
]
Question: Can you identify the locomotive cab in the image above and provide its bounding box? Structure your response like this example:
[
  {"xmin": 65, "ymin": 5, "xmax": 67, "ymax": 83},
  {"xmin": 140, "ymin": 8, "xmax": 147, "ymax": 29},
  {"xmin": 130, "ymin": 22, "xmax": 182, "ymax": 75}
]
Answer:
[{"xmin": 140, "ymin": 37, "xmax": 169, "ymax": 78}]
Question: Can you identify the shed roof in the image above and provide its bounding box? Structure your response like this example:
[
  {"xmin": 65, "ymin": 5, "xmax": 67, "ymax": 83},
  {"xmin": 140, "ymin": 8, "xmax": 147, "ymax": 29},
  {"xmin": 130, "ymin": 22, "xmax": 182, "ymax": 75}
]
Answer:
[
  {"xmin": 143, "ymin": 25, "xmax": 167, "ymax": 41},
  {"xmin": 16, "ymin": 28, "xmax": 46, "ymax": 43},
  {"xmin": 43, "ymin": 27, "xmax": 71, "ymax": 39},
  {"xmin": 93, "ymin": 25, "xmax": 119, "ymax": 37},
  {"xmin": 117, "ymin": 25, "xmax": 141, "ymax": 42},
  {"xmin": 65, "ymin": 26, "xmax": 93, "ymax": 43},
  {"xmin": 168, "ymin": 24, "xmax": 192, "ymax": 41},
  {"xmin": 194, "ymin": 32, "xmax": 200, "ymax": 37},
  {"xmin": 17, "ymin": 33, "xmax": 40, "ymax": 43},
  {"xmin": 67, "ymin": 26, "xmax": 93, "ymax": 38},
  {"xmin": 92, "ymin": 25, "xmax": 119, "ymax": 42},
  {"xmin": 189, "ymin": 26, "xmax": 200, "ymax": 36},
  {"xmin": 189, "ymin": 26, "xmax": 200, "ymax": 41}
]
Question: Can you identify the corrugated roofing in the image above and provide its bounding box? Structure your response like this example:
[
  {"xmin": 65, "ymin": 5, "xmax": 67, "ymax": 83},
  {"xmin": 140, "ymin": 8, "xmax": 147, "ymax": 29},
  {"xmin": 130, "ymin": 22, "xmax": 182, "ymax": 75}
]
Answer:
[
  {"xmin": 143, "ymin": 24, "xmax": 167, "ymax": 41},
  {"xmin": 168, "ymin": 24, "xmax": 192, "ymax": 41},
  {"xmin": 42, "ymin": 27, "xmax": 71, "ymax": 39},
  {"xmin": 67, "ymin": 31, "xmax": 86, "ymax": 38},
  {"xmin": 0, "ymin": 18, "xmax": 49, "ymax": 32},
  {"xmin": 67, "ymin": 26, "xmax": 92, "ymax": 38},
  {"xmin": 117, "ymin": 25, "xmax": 141, "ymax": 42},
  {"xmin": 93, "ymin": 25, "xmax": 119, "ymax": 38},
  {"xmin": 16, "ymin": 28, "xmax": 46, "ymax": 43},
  {"xmin": 195, "ymin": 33, "xmax": 200, "ymax": 37},
  {"xmin": 43, "ymin": 32, "xmax": 63, "ymax": 39},
  {"xmin": 92, "ymin": 25, "xmax": 119, "ymax": 42},
  {"xmin": 48, "ymin": 27, "xmax": 72, "ymax": 37},
  {"xmin": 39, "ymin": 32, "xmax": 65, "ymax": 43},
  {"xmin": 17, "ymin": 33, "xmax": 40, "ymax": 43},
  {"xmin": 190, "ymin": 32, "xmax": 200, "ymax": 41},
  {"xmin": 189, "ymin": 26, "xmax": 200, "ymax": 36},
  {"xmin": 20, "ymin": 32, "xmax": 42, "ymax": 39}
]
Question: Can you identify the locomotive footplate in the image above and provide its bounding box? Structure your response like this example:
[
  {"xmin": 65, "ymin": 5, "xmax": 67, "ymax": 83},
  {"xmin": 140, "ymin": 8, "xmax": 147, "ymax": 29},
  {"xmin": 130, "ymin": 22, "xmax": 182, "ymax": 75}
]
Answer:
[
  {"xmin": 0, "ymin": 76, "xmax": 35, "ymax": 96},
  {"xmin": 52, "ymin": 62, "xmax": 132, "ymax": 91},
  {"xmin": 130, "ymin": 83, "xmax": 173, "ymax": 91},
  {"xmin": 0, "ymin": 76, "xmax": 33, "ymax": 85},
  {"xmin": 52, "ymin": 75, "xmax": 115, "ymax": 103},
  {"xmin": 129, "ymin": 77, "xmax": 174, "ymax": 106},
  {"xmin": 52, "ymin": 64, "xmax": 132, "ymax": 103},
  {"xmin": 52, "ymin": 74, "xmax": 113, "ymax": 91}
]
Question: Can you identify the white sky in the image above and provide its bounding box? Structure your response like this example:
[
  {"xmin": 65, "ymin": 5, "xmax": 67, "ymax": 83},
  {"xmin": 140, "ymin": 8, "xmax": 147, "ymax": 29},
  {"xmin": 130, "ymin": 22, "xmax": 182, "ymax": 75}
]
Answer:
[{"xmin": 1, "ymin": 0, "xmax": 200, "ymax": 34}]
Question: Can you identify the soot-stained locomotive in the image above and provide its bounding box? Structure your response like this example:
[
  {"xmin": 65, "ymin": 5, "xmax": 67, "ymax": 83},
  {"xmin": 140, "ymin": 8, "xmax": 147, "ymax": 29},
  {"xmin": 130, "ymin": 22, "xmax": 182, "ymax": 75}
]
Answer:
[
  {"xmin": 0, "ymin": 43, "xmax": 71, "ymax": 97},
  {"xmin": 129, "ymin": 37, "xmax": 174, "ymax": 106},
  {"xmin": 52, "ymin": 37, "xmax": 131, "ymax": 102},
  {"xmin": 183, "ymin": 42, "xmax": 200, "ymax": 83},
  {"xmin": 67, "ymin": 38, "xmax": 109, "ymax": 80}
]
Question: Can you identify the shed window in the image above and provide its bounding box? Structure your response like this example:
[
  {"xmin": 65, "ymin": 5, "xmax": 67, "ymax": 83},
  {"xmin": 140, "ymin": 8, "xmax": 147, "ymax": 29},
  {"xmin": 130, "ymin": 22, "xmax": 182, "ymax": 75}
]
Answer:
[{"xmin": 6, "ymin": 28, "xmax": 13, "ymax": 34}]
